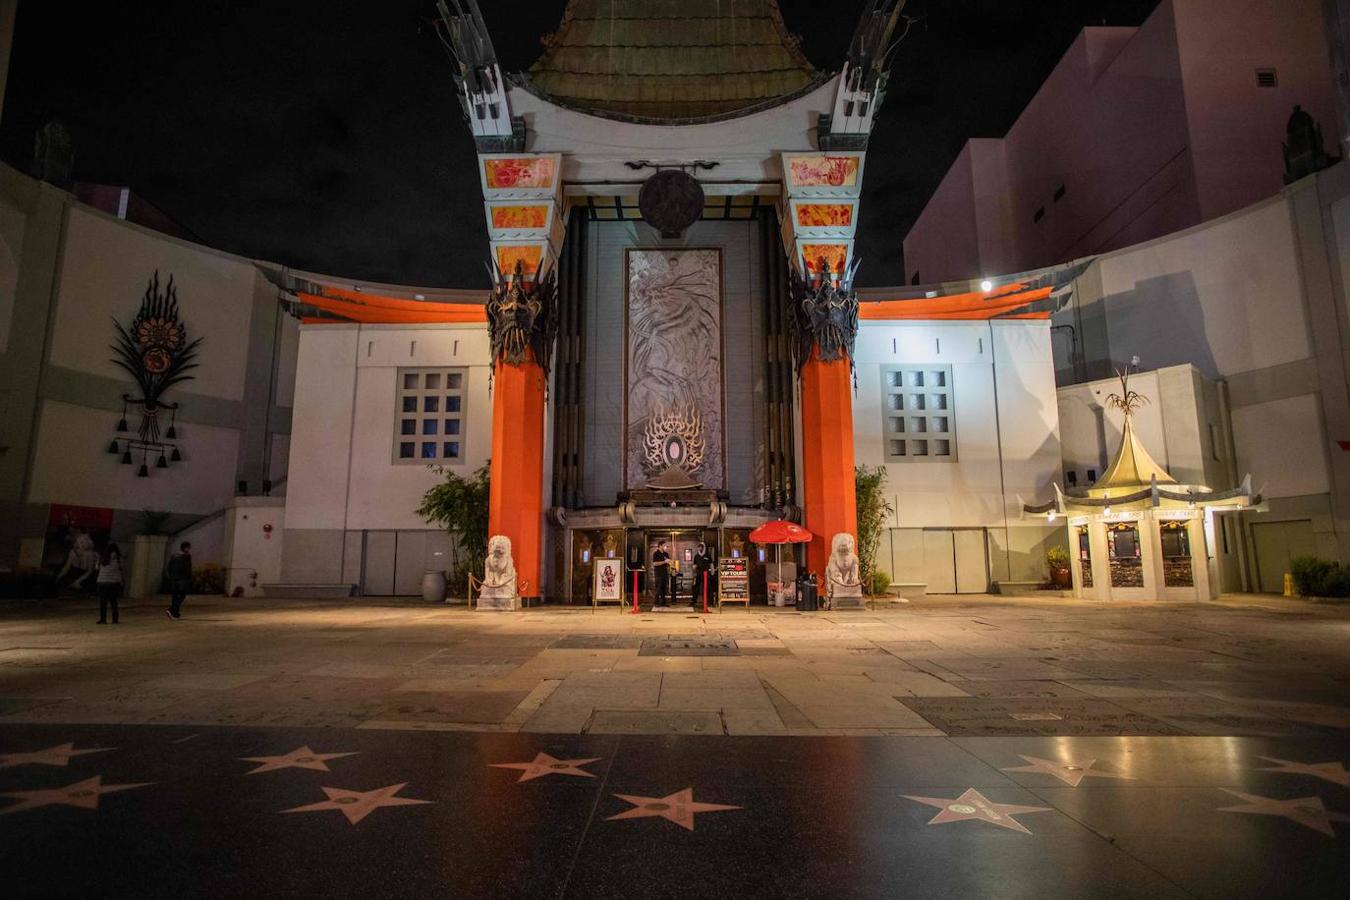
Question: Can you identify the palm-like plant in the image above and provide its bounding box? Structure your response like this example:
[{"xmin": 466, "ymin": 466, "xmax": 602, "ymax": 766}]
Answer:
[
  {"xmin": 110, "ymin": 271, "xmax": 203, "ymax": 442},
  {"xmin": 1104, "ymin": 365, "xmax": 1148, "ymax": 418}
]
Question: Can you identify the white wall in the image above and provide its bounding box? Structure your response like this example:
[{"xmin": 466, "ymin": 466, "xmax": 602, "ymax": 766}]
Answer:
[
  {"xmin": 1232, "ymin": 393, "xmax": 1330, "ymax": 499},
  {"xmin": 285, "ymin": 322, "xmax": 493, "ymax": 533},
  {"xmin": 27, "ymin": 399, "xmax": 240, "ymax": 515},
  {"xmin": 285, "ymin": 326, "xmax": 359, "ymax": 530},
  {"xmin": 49, "ymin": 207, "xmax": 257, "ymax": 400},
  {"xmin": 1093, "ymin": 197, "xmax": 1312, "ymax": 379},
  {"xmin": 852, "ymin": 320, "xmax": 1061, "ymax": 526},
  {"xmin": 224, "ymin": 499, "xmax": 285, "ymax": 596}
]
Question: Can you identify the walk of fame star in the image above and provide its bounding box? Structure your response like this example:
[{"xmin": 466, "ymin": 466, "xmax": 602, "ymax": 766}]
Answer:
[
  {"xmin": 490, "ymin": 752, "xmax": 601, "ymax": 782},
  {"xmin": 1217, "ymin": 789, "xmax": 1350, "ymax": 837},
  {"xmin": 1001, "ymin": 755, "xmax": 1133, "ymax": 787},
  {"xmin": 605, "ymin": 788, "xmax": 741, "ymax": 831},
  {"xmin": 0, "ymin": 742, "xmax": 112, "ymax": 769},
  {"xmin": 240, "ymin": 745, "xmax": 358, "ymax": 775},
  {"xmin": 0, "ymin": 776, "xmax": 150, "ymax": 816},
  {"xmin": 281, "ymin": 783, "xmax": 432, "ymax": 824},
  {"xmin": 903, "ymin": 788, "xmax": 1052, "ymax": 834},
  {"xmin": 1257, "ymin": 756, "xmax": 1350, "ymax": 788}
]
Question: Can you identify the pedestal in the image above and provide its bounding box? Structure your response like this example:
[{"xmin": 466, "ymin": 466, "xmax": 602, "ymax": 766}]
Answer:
[
  {"xmin": 477, "ymin": 581, "xmax": 519, "ymax": 611},
  {"xmin": 830, "ymin": 583, "xmax": 866, "ymax": 611}
]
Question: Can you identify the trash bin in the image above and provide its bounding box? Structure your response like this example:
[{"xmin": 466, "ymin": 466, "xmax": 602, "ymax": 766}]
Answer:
[{"xmin": 795, "ymin": 576, "xmax": 818, "ymax": 611}]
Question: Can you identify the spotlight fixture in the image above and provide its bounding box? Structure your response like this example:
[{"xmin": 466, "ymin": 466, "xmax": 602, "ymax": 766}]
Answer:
[
  {"xmin": 156, "ymin": 454, "xmax": 168, "ymax": 469},
  {"xmin": 137, "ymin": 462, "xmax": 149, "ymax": 477},
  {"xmin": 980, "ymin": 279, "xmax": 993, "ymax": 293},
  {"xmin": 171, "ymin": 447, "xmax": 182, "ymax": 462},
  {"xmin": 107, "ymin": 440, "xmax": 120, "ymax": 454},
  {"xmin": 120, "ymin": 450, "xmax": 133, "ymax": 465},
  {"xmin": 115, "ymin": 418, "xmax": 128, "ymax": 432}
]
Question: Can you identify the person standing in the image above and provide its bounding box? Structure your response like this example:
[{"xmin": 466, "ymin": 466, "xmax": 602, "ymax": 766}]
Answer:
[
  {"xmin": 692, "ymin": 542, "xmax": 716, "ymax": 609},
  {"xmin": 95, "ymin": 544, "xmax": 124, "ymax": 624},
  {"xmin": 165, "ymin": 541, "xmax": 192, "ymax": 620},
  {"xmin": 652, "ymin": 540, "xmax": 673, "ymax": 608}
]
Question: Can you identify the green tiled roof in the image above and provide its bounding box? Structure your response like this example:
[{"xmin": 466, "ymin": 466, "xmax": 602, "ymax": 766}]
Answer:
[{"xmin": 526, "ymin": 0, "xmax": 823, "ymax": 122}]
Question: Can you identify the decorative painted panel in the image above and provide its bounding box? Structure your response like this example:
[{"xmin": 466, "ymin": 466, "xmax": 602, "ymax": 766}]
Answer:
[
  {"xmin": 797, "ymin": 240, "xmax": 853, "ymax": 276},
  {"xmin": 780, "ymin": 151, "xmax": 865, "ymax": 197},
  {"xmin": 492, "ymin": 241, "xmax": 547, "ymax": 278},
  {"xmin": 624, "ymin": 248, "xmax": 724, "ymax": 491},
  {"xmin": 478, "ymin": 153, "xmax": 562, "ymax": 199},
  {"xmin": 788, "ymin": 199, "xmax": 859, "ymax": 238}
]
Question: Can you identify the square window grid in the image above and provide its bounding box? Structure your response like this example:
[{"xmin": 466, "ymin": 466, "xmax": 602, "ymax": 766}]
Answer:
[
  {"xmin": 395, "ymin": 368, "xmax": 466, "ymax": 463},
  {"xmin": 882, "ymin": 365, "xmax": 956, "ymax": 461}
]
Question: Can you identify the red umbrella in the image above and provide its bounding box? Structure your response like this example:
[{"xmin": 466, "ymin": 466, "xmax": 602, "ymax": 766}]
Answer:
[
  {"xmin": 749, "ymin": 522, "xmax": 813, "ymax": 605},
  {"xmin": 749, "ymin": 521, "xmax": 813, "ymax": 544}
]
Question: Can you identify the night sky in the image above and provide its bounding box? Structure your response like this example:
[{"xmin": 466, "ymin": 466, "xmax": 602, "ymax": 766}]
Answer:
[{"xmin": 0, "ymin": 0, "xmax": 1160, "ymax": 289}]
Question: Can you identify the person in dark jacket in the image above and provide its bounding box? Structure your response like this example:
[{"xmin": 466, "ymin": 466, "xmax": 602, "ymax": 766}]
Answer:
[
  {"xmin": 692, "ymin": 542, "xmax": 716, "ymax": 608},
  {"xmin": 165, "ymin": 541, "xmax": 192, "ymax": 619},
  {"xmin": 96, "ymin": 544, "xmax": 124, "ymax": 624}
]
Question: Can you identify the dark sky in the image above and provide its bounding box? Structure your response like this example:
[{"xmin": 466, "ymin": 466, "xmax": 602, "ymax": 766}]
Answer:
[{"xmin": 0, "ymin": 0, "xmax": 1160, "ymax": 289}]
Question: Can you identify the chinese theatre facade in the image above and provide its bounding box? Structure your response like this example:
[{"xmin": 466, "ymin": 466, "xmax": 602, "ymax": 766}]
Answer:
[{"xmin": 279, "ymin": 0, "xmax": 1079, "ymax": 602}]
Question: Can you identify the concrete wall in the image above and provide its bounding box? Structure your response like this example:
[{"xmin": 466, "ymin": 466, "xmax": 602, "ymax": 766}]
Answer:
[
  {"xmin": 0, "ymin": 163, "xmax": 295, "ymax": 570},
  {"xmin": 281, "ymin": 321, "xmax": 493, "ymax": 584},
  {"xmin": 1174, "ymin": 0, "xmax": 1340, "ymax": 221},
  {"xmin": 903, "ymin": 0, "xmax": 1338, "ymax": 284},
  {"xmin": 853, "ymin": 319, "xmax": 1063, "ymax": 586}
]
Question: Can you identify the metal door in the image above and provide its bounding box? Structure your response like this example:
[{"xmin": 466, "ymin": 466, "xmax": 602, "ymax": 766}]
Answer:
[
  {"xmin": 394, "ymin": 531, "xmax": 427, "ymax": 596},
  {"xmin": 922, "ymin": 530, "xmax": 957, "ymax": 593},
  {"xmin": 362, "ymin": 531, "xmax": 396, "ymax": 596},
  {"xmin": 954, "ymin": 529, "xmax": 989, "ymax": 593},
  {"xmin": 1251, "ymin": 520, "xmax": 1316, "ymax": 593}
]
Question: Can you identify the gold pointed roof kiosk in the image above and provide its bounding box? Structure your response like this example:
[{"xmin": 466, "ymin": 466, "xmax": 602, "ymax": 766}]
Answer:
[{"xmin": 1024, "ymin": 366, "xmax": 1260, "ymax": 600}]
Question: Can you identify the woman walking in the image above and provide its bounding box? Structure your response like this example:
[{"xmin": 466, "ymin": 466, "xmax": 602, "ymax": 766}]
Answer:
[{"xmin": 96, "ymin": 544, "xmax": 124, "ymax": 624}]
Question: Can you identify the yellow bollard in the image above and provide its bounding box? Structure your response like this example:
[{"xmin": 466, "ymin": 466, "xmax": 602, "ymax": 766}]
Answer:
[{"xmin": 1283, "ymin": 573, "xmax": 1295, "ymax": 597}]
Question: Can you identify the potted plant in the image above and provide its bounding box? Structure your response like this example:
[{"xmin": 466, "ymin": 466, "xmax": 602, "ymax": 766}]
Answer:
[
  {"xmin": 1046, "ymin": 545, "xmax": 1072, "ymax": 588},
  {"xmin": 416, "ymin": 463, "xmax": 490, "ymax": 603}
]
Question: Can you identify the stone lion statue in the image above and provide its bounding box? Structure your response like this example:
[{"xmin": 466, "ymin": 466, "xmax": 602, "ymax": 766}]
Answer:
[
  {"xmin": 478, "ymin": 535, "xmax": 518, "ymax": 610},
  {"xmin": 825, "ymin": 532, "xmax": 861, "ymax": 594}
]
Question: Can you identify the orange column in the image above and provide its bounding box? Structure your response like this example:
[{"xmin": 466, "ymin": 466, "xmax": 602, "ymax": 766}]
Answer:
[
  {"xmin": 488, "ymin": 350, "xmax": 547, "ymax": 599},
  {"xmin": 799, "ymin": 349, "xmax": 858, "ymax": 572}
]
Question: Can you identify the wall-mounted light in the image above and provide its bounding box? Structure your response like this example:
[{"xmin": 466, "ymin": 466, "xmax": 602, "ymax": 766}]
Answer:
[{"xmin": 980, "ymin": 279, "xmax": 993, "ymax": 293}]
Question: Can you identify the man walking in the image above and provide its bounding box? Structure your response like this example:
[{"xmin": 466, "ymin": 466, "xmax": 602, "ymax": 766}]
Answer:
[{"xmin": 165, "ymin": 541, "xmax": 192, "ymax": 619}]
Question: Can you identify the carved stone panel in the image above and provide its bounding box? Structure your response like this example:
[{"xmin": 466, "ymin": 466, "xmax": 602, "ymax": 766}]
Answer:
[{"xmin": 624, "ymin": 249, "xmax": 724, "ymax": 491}]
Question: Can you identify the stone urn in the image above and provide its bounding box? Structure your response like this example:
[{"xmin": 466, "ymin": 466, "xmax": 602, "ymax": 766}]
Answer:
[{"xmin": 421, "ymin": 570, "xmax": 447, "ymax": 603}]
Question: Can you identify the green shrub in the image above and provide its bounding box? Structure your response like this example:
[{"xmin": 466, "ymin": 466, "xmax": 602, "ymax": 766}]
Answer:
[
  {"xmin": 192, "ymin": 563, "xmax": 227, "ymax": 595},
  {"xmin": 1290, "ymin": 556, "xmax": 1350, "ymax": 598},
  {"xmin": 867, "ymin": 570, "xmax": 892, "ymax": 597}
]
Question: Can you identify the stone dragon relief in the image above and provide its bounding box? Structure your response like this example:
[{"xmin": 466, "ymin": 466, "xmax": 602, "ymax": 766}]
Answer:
[{"xmin": 625, "ymin": 249, "xmax": 723, "ymax": 489}]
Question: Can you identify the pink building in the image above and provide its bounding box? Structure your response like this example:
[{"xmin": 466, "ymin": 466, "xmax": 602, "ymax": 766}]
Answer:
[{"xmin": 903, "ymin": 0, "xmax": 1340, "ymax": 285}]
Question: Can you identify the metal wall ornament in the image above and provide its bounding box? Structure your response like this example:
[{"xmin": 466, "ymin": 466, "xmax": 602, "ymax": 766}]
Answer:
[
  {"xmin": 788, "ymin": 255, "xmax": 861, "ymax": 376},
  {"xmin": 642, "ymin": 402, "xmax": 707, "ymax": 475},
  {"xmin": 486, "ymin": 257, "xmax": 559, "ymax": 382},
  {"xmin": 107, "ymin": 271, "xmax": 201, "ymax": 476}
]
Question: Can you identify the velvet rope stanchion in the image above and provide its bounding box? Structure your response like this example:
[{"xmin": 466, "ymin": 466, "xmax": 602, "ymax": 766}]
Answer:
[
  {"xmin": 631, "ymin": 571, "xmax": 640, "ymax": 615},
  {"xmin": 702, "ymin": 571, "xmax": 709, "ymax": 614}
]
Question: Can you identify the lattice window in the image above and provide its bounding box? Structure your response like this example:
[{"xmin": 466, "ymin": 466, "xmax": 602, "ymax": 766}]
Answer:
[
  {"xmin": 881, "ymin": 365, "xmax": 956, "ymax": 462},
  {"xmin": 394, "ymin": 368, "xmax": 466, "ymax": 464}
]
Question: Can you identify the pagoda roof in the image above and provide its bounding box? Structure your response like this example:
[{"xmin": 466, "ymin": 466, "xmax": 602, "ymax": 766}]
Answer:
[
  {"xmin": 523, "ymin": 0, "xmax": 825, "ymax": 123},
  {"xmin": 1092, "ymin": 415, "xmax": 1177, "ymax": 494}
]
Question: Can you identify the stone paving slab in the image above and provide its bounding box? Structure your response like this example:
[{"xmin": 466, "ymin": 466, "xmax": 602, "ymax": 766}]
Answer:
[{"xmin": 1, "ymin": 594, "xmax": 1348, "ymax": 737}]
